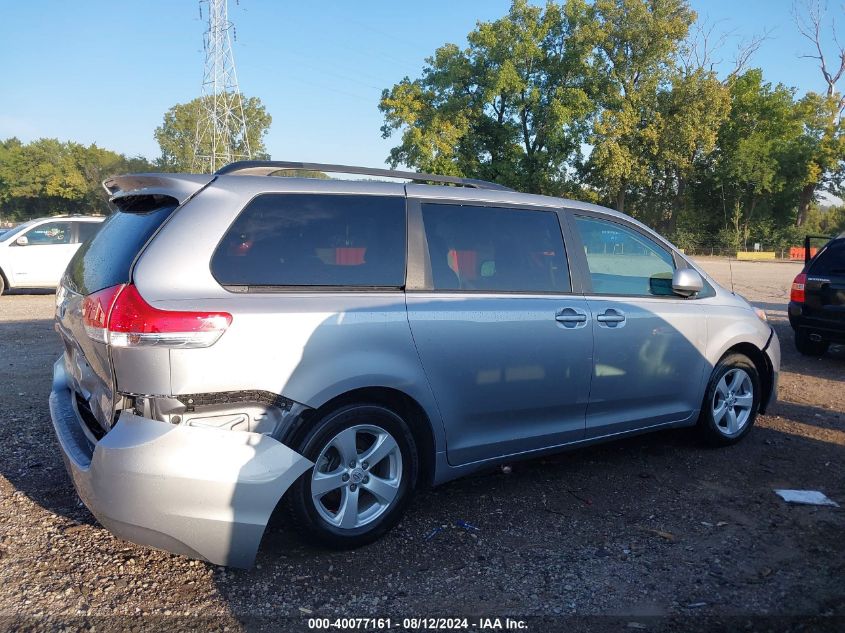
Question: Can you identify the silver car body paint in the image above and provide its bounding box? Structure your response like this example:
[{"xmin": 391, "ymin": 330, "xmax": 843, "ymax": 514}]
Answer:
[
  {"xmin": 50, "ymin": 359, "xmax": 312, "ymax": 567},
  {"xmin": 48, "ymin": 172, "xmax": 780, "ymax": 567}
]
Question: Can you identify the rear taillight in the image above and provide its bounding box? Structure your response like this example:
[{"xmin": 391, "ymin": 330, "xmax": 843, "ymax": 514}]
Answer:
[
  {"xmin": 82, "ymin": 285, "xmax": 125, "ymax": 343},
  {"xmin": 82, "ymin": 284, "xmax": 232, "ymax": 348},
  {"xmin": 790, "ymin": 273, "xmax": 807, "ymax": 303}
]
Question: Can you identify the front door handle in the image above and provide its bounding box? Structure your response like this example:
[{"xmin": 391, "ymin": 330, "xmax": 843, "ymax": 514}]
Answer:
[
  {"xmin": 555, "ymin": 307, "xmax": 589, "ymax": 328},
  {"xmin": 556, "ymin": 314, "xmax": 587, "ymax": 323},
  {"xmin": 596, "ymin": 308, "xmax": 626, "ymax": 327}
]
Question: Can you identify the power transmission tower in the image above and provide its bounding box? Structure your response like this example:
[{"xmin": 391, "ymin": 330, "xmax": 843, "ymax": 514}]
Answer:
[{"xmin": 192, "ymin": 0, "xmax": 252, "ymax": 173}]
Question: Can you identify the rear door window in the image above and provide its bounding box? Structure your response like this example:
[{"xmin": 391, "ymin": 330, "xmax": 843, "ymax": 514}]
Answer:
[
  {"xmin": 75, "ymin": 221, "xmax": 102, "ymax": 244},
  {"xmin": 421, "ymin": 203, "xmax": 570, "ymax": 293},
  {"xmin": 211, "ymin": 194, "xmax": 406, "ymax": 288},
  {"xmin": 809, "ymin": 240, "xmax": 845, "ymax": 276},
  {"xmin": 573, "ymin": 216, "xmax": 675, "ymax": 296}
]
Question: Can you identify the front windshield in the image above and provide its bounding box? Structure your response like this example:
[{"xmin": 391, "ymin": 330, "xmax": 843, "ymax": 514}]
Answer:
[{"xmin": 0, "ymin": 221, "xmax": 36, "ymax": 242}]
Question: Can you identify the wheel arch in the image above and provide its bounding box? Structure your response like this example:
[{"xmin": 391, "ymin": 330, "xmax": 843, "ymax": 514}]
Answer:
[
  {"xmin": 282, "ymin": 386, "xmax": 438, "ymax": 487},
  {"xmin": 720, "ymin": 342, "xmax": 774, "ymax": 414}
]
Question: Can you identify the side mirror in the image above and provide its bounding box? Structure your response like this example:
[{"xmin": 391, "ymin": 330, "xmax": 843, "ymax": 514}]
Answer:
[
  {"xmin": 672, "ymin": 268, "xmax": 703, "ymax": 297},
  {"xmin": 15, "ymin": 236, "xmax": 28, "ymax": 246}
]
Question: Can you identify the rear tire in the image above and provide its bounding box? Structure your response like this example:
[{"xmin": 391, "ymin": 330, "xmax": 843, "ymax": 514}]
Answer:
[
  {"xmin": 795, "ymin": 330, "xmax": 829, "ymax": 357},
  {"xmin": 0, "ymin": 271, "xmax": 6, "ymax": 296},
  {"xmin": 288, "ymin": 404, "xmax": 418, "ymax": 548},
  {"xmin": 698, "ymin": 353, "xmax": 760, "ymax": 446}
]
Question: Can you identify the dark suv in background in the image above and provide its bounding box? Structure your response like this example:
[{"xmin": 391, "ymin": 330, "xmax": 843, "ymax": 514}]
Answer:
[{"xmin": 789, "ymin": 232, "xmax": 845, "ymax": 355}]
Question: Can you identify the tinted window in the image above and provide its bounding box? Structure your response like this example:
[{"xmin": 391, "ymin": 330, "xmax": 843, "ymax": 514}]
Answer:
[
  {"xmin": 0, "ymin": 222, "xmax": 34, "ymax": 242},
  {"xmin": 421, "ymin": 204, "xmax": 569, "ymax": 293},
  {"xmin": 65, "ymin": 200, "xmax": 177, "ymax": 295},
  {"xmin": 574, "ymin": 216, "xmax": 675, "ymax": 296},
  {"xmin": 76, "ymin": 221, "xmax": 102, "ymax": 244},
  {"xmin": 809, "ymin": 239, "xmax": 845, "ymax": 275},
  {"xmin": 211, "ymin": 194, "xmax": 406, "ymax": 287},
  {"xmin": 24, "ymin": 221, "xmax": 72, "ymax": 245}
]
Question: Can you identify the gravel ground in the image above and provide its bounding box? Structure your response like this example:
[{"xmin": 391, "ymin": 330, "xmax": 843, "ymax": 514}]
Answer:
[{"xmin": 0, "ymin": 260, "xmax": 843, "ymax": 632}]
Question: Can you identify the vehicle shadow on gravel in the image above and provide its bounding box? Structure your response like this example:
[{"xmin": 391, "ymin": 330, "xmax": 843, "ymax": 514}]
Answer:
[
  {"xmin": 230, "ymin": 415, "xmax": 845, "ymax": 620},
  {"xmin": 0, "ymin": 315, "xmax": 99, "ymax": 529},
  {"xmin": 0, "ymin": 444, "xmax": 98, "ymax": 528},
  {"xmin": 771, "ymin": 401, "xmax": 844, "ymax": 429},
  {"xmin": 256, "ymin": 425, "xmax": 711, "ymax": 558}
]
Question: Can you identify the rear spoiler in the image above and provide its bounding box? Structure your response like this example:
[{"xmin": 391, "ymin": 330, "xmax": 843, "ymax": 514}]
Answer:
[{"xmin": 102, "ymin": 174, "xmax": 215, "ymax": 206}]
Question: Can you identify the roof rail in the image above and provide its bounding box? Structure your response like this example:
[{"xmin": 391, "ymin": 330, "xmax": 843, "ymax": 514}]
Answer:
[{"xmin": 214, "ymin": 160, "xmax": 513, "ymax": 191}]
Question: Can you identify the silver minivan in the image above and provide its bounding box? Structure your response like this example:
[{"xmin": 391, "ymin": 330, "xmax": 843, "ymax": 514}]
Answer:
[{"xmin": 49, "ymin": 161, "xmax": 779, "ymax": 568}]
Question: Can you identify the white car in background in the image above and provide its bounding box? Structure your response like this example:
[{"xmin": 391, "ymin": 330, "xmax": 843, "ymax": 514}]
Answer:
[{"xmin": 0, "ymin": 216, "xmax": 104, "ymax": 295}]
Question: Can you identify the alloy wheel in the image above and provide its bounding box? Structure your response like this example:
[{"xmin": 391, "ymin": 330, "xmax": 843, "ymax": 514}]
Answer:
[
  {"xmin": 310, "ymin": 424, "xmax": 403, "ymax": 529},
  {"xmin": 711, "ymin": 368, "xmax": 754, "ymax": 436}
]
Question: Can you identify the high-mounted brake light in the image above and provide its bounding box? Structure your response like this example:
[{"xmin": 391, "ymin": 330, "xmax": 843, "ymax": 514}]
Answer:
[
  {"xmin": 790, "ymin": 273, "xmax": 807, "ymax": 304},
  {"xmin": 82, "ymin": 284, "xmax": 232, "ymax": 348}
]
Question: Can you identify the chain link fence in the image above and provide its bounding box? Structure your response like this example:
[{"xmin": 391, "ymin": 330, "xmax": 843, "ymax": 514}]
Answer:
[{"xmin": 677, "ymin": 242, "xmax": 804, "ymax": 260}]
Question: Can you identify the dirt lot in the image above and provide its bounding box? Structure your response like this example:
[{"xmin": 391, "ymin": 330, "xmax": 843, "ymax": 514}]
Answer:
[{"xmin": 0, "ymin": 259, "xmax": 843, "ymax": 632}]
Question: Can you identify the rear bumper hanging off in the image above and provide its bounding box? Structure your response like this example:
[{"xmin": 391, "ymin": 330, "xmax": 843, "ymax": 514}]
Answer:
[{"xmin": 48, "ymin": 358, "xmax": 313, "ymax": 568}]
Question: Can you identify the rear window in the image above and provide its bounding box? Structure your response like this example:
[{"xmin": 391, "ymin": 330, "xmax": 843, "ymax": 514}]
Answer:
[
  {"xmin": 211, "ymin": 194, "xmax": 406, "ymax": 288},
  {"xmin": 64, "ymin": 197, "xmax": 177, "ymax": 295},
  {"xmin": 809, "ymin": 239, "xmax": 845, "ymax": 276},
  {"xmin": 76, "ymin": 221, "xmax": 102, "ymax": 244}
]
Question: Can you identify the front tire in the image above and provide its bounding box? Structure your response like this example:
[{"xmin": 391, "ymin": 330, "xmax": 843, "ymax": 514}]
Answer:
[
  {"xmin": 795, "ymin": 330, "xmax": 829, "ymax": 357},
  {"xmin": 698, "ymin": 353, "xmax": 760, "ymax": 446},
  {"xmin": 288, "ymin": 404, "xmax": 418, "ymax": 548}
]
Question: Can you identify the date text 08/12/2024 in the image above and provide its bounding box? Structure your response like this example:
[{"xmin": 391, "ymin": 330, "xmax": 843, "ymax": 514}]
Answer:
[{"xmin": 307, "ymin": 617, "xmax": 529, "ymax": 630}]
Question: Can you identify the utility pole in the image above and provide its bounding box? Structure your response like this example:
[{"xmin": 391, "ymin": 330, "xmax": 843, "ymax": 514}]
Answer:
[{"xmin": 192, "ymin": 0, "xmax": 251, "ymax": 173}]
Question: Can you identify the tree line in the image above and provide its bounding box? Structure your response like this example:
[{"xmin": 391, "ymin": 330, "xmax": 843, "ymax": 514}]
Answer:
[
  {"xmin": 0, "ymin": 97, "xmax": 272, "ymax": 224},
  {"xmin": 0, "ymin": 138, "xmax": 155, "ymax": 222},
  {"xmin": 1, "ymin": 0, "xmax": 842, "ymax": 252},
  {"xmin": 379, "ymin": 0, "xmax": 845, "ymax": 251}
]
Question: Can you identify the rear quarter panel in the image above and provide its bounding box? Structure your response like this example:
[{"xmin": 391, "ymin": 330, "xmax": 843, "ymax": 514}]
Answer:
[{"xmin": 129, "ymin": 178, "xmax": 446, "ymax": 451}]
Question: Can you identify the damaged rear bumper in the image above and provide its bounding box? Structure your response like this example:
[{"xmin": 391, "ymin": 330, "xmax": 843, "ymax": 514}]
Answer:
[{"xmin": 48, "ymin": 358, "xmax": 313, "ymax": 568}]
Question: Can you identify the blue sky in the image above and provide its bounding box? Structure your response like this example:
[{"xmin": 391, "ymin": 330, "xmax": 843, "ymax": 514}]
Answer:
[{"xmin": 0, "ymin": 0, "xmax": 839, "ymax": 169}]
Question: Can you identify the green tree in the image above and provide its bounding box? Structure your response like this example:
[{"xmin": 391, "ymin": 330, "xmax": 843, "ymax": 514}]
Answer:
[
  {"xmin": 803, "ymin": 203, "xmax": 845, "ymax": 235},
  {"xmin": 377, "ymin": 0, "xmax": 837, "ymax": 254},
  {"xmin": 638, "ymin": 68, "xmax": 730, "ymax": 233},
  {"xmin": 793, "ymin": 0, "xmax": 845, "ymax": 225},
  {"xmin": 69, "ymin": 143, "xmax": 155, "ymax": 214},
  {"xmin": 0, "ymin": 138, "xmax": 86, "ymax": 213},
  {"xmin": 585, "ymin": 0, "xmax": 696, "ymax": 212},
  {"xmin": 0, "ymin": 138, "xmax": 153, "ymax": 221},
  {"xmin": 380, "ymin": 0, "xmax": 597, "ymax": 194},
  {"xmin": 154, "ymin": 95, "xmax": 272, "ymax": 172},
  {"xmin": 711, "ymin": 70, "xmax": 804, "ymax": 248},
  {"xmin": 789, "ymin": 92, "xmax": 845, "ymax": 226}
]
